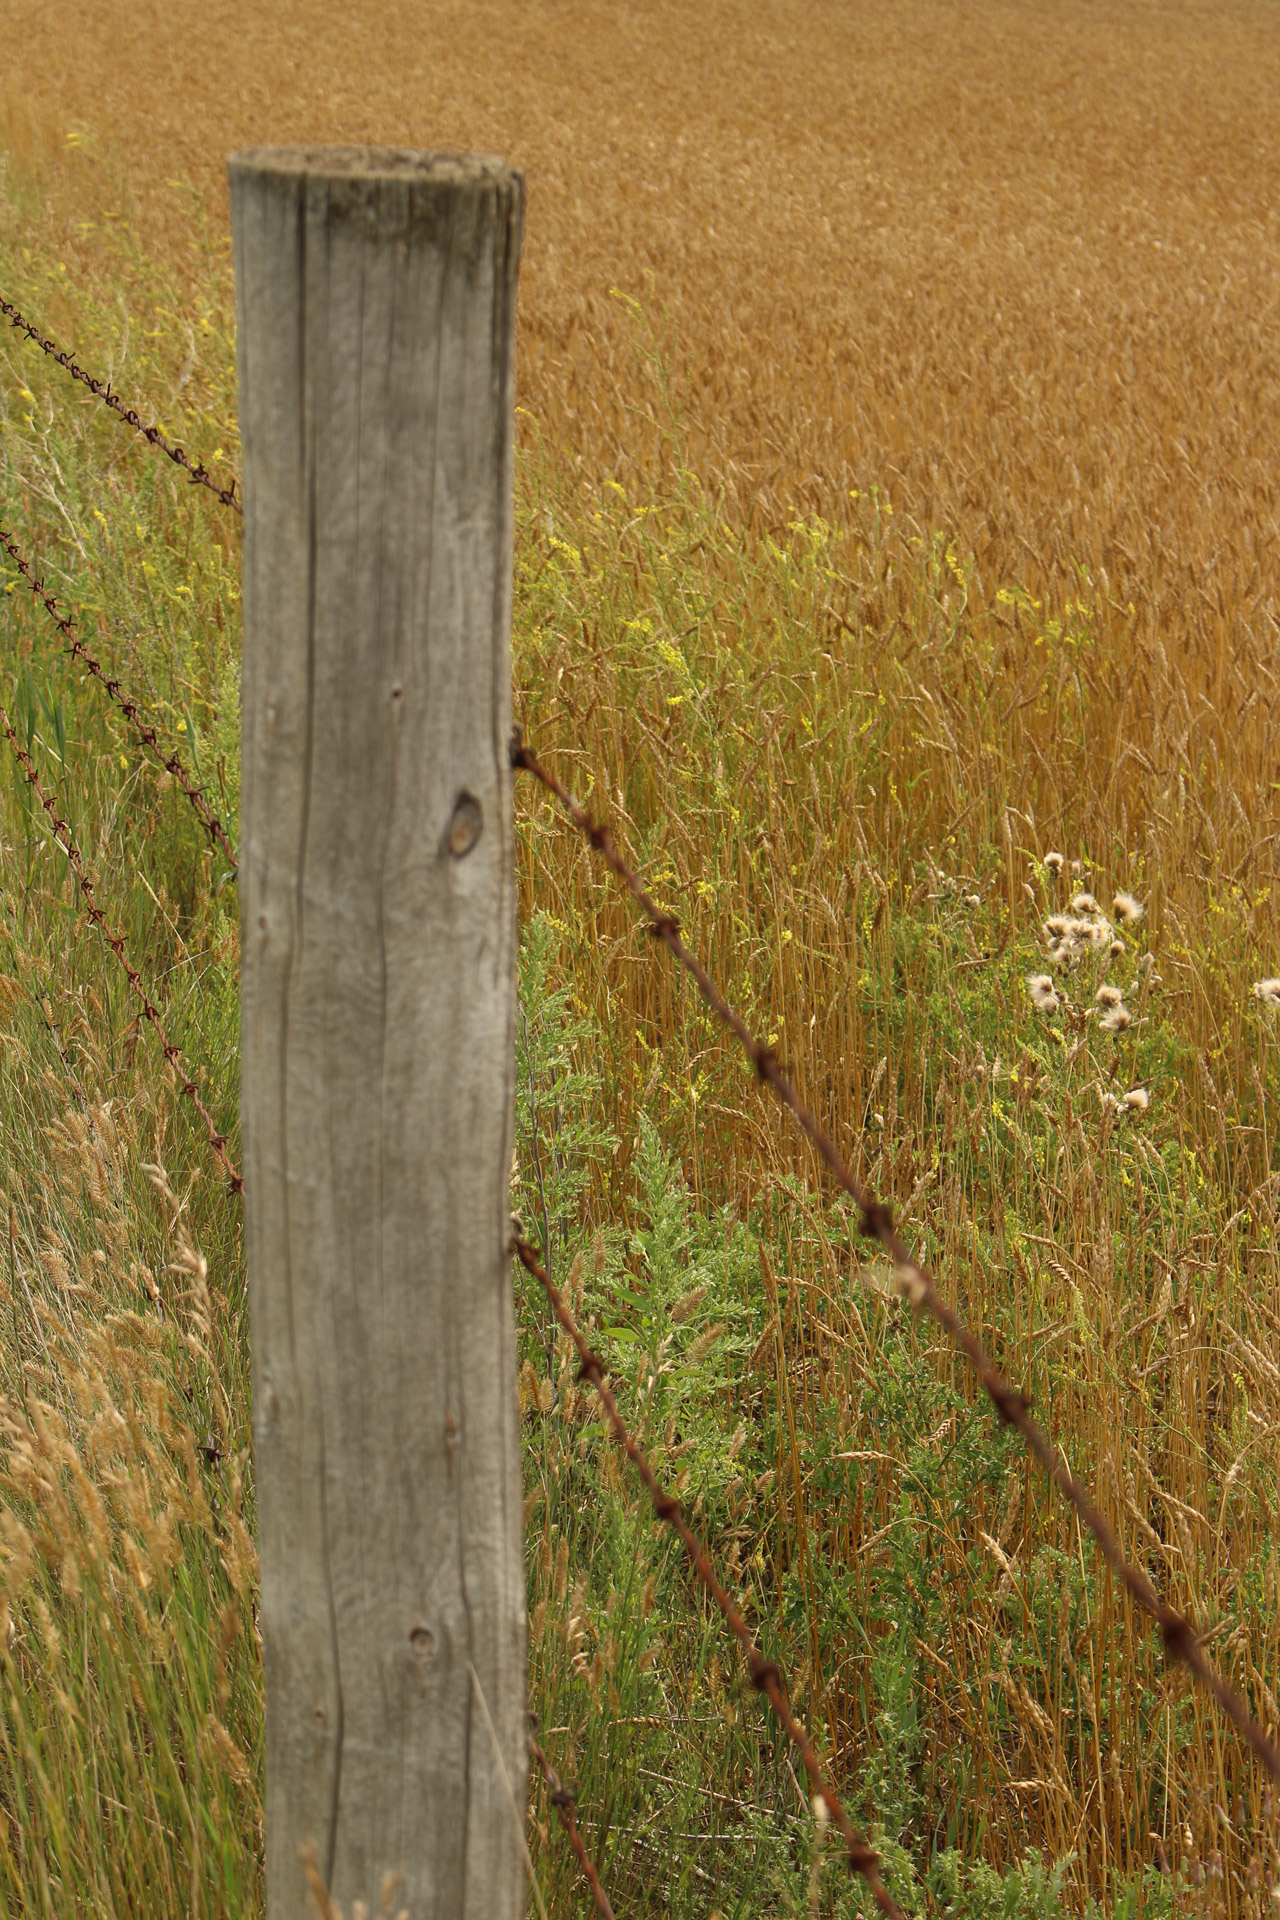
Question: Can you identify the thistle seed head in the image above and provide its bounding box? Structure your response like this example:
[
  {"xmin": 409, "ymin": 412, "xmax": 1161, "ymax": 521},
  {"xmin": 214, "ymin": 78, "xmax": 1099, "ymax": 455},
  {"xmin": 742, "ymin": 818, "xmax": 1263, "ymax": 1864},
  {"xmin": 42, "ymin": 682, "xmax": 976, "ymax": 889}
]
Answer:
[
  {"xmin": 1027, "ymin": 974, "xmax": 1061, "ymax": 1013},
  {"xmin": 1113, "ymin": 891, "xmax": 1145, "ymax": 925}
]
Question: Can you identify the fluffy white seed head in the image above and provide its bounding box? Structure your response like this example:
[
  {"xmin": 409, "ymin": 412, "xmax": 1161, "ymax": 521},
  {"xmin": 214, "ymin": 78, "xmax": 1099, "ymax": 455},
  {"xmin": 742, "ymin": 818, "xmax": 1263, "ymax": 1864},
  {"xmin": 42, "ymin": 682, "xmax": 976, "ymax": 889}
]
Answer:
[
  {"xmin": 1099, "ymin": 1004, "xmax": 1133, "ymax": 1033},
  {"xmin": 1095, "ymin": 984, "xmax": 1124, "ymax": 1008},
  {"xmin": 1109, "ymin": 938, "xmax": 1126, "ymax": 958},
  {"xmin": 1071, "ymin": 891, "xmax": 1098, "ymax": 914},
  {"xmin": 1046, "ymin": 916, "xmax": 1100, "ymax": 962},
  {"xmin": 1123, "ymin": 1087, "xmax": 1150, "ymax": 1112},
  {"xmin": 1254, "ymin": 978, "xmax": 1280, "ymax": 1008},
  {"xmin": 1027, "ymin": 974, "xmax": 1060, "ymax": 1013},
  {"xmin": 1043, "ymin": 851, "xmax": 1065, "ymax": 874},
  {"xmin": 1113, "ymin": 892, "xmax": 1145, "ymax": 926}
]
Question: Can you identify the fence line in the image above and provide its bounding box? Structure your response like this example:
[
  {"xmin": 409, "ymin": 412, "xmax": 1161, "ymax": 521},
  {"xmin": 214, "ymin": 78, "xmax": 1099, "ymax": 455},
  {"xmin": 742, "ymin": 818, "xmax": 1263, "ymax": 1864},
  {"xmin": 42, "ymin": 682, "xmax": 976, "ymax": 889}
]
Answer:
[
  {"xmin": 5, "ymin": 269, "xmax": 1278, "ymax": 1905},
  {"xmin": 0, "ymin": 524, "xmax": 239, "ymax": 871},
  {"xmin": 512, "ymin": 1228, "xmax": 898, "ymax": 1919},
  {"xmin": 0, "ymin": 293, "xmax": 243, "ymax": 512},
  {"xmin": 511, "ymin": 737, "xmax": 1280, "ymax": 1790},
  {"xmin": 0, "ymin": 698, "xmax": 242, "ymax": 1192},
  {"xmin": 528, "ymin": 1731, "xmax": 618, "ymax": 1920}
]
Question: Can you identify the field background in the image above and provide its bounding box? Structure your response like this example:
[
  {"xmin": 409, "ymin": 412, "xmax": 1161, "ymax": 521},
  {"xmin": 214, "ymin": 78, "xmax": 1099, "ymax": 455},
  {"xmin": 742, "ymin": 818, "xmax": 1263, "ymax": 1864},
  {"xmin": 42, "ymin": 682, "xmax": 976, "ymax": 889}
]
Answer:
[
  {"xmin": 4, "ymin": 0, "xmax": 1279, "ymax": 604},
  {"xmin": 0, "ymin": 2, "xmax": 1278, "ymax": 1916}
]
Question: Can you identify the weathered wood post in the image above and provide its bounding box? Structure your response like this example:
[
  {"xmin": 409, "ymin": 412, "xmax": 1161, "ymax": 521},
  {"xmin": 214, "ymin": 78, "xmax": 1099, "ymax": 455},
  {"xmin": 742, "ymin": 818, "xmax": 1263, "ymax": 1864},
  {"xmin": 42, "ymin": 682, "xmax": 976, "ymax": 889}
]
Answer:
[{"xmin": 230, "ymin": 147, "xmax": 526, "ymax": 1919}]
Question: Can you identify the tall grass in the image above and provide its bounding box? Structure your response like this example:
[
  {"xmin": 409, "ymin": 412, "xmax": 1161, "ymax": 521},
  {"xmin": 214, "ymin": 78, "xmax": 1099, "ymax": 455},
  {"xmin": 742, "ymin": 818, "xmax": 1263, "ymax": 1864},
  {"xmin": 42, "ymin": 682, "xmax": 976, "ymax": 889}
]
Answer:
[
  {"xmin": 0, "ymin": 122, "xmax": 1276, "ymax": 1920},
  {"xmin": 512, "ymin": 396, "xmax": 1280, "ymax": 1911}
]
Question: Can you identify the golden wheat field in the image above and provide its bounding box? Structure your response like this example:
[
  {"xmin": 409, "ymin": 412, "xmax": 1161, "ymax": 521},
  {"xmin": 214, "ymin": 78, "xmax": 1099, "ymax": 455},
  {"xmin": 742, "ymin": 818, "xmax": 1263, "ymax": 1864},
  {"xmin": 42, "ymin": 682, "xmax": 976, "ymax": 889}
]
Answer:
[
  {"xmin": 0, "ymin": 3, "xmax": 1279, "ymax": 1916},
  {"xmin": 4, "ymin": 0, "xmax": 1279, "ymax": 601}
]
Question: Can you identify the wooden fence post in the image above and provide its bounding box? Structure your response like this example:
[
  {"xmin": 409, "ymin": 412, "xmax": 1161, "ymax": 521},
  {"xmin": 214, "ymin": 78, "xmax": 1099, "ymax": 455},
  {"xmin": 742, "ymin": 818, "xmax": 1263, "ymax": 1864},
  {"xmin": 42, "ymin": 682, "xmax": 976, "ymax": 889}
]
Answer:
[{"xmin": 230, "ymin": 147, "xmax": 526, "ymax": 1920}]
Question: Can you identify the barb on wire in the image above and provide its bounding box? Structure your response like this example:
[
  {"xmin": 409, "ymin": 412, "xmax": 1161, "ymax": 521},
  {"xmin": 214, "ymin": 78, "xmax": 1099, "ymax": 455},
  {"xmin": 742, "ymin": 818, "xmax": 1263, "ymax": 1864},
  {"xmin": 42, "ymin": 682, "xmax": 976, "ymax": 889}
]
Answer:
[
  {"xmin": 0, "ymin": 701, "xmax": 242, "ymax": 1193},
  {"xmin": 1, "ymin": 294, "xmax": 242, "ymax": 513},
  {"xmin": 512, "ymin": 734, "xmax": 1280, "ymax": 1788},
  {"xmin": 0, "ymin": 526, "xmax": 238, "ymax": 873},
  {"xmin": 512, "ymin": 1229, "xmax": 900, "ymax": 1920},
  {"xmin": 528, "ymin": 1729, "xmax": 617, "ymax": 1920}
]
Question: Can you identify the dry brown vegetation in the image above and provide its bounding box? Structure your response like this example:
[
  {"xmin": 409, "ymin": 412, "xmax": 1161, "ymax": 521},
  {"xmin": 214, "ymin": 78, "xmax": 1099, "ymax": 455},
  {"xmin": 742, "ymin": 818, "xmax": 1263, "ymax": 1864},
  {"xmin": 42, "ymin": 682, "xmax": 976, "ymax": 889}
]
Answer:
[{"xmin": 1, "ymin": 4, "xmax": 1280, "ymax": 1915}]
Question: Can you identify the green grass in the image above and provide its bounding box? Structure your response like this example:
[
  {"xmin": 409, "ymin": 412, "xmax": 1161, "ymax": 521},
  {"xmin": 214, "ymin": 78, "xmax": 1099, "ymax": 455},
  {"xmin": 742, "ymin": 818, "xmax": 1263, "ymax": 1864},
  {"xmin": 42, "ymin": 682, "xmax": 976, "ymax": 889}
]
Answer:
[{"xmin": 0, "ymin": 140, "xmax": 1276, "ymax": 1920}]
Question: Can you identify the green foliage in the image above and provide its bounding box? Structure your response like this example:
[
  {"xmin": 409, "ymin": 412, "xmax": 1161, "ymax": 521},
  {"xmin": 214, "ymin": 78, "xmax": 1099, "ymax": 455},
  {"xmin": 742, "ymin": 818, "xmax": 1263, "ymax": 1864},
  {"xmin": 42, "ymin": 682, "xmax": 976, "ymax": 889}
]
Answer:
[{"xmin": 514, "ymin": 923, "xmax": 1184, "ymax": 1918}]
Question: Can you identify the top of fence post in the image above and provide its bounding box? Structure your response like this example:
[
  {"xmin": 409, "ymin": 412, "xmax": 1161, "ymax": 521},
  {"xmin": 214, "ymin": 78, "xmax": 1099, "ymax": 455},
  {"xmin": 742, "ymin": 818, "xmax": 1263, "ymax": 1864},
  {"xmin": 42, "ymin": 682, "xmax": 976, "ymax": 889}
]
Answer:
[{"xmin": 230, "ymin": 144, "xmax": 526, "ymax": 1920}]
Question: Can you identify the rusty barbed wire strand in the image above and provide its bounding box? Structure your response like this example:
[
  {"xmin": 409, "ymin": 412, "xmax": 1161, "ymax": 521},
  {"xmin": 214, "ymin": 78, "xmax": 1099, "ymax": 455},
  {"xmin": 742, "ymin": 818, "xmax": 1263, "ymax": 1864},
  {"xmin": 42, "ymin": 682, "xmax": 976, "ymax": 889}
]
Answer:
[
  {"xmin": 0, "ymin": 701, "xmax": 242, "ymax": 1193},
  {"xmin": 511, "ymin": 736, "xmax": 1280, "ymax": 1788},
  {"xmin": 528, "ymin": 1730, "xmax": 618, "ymax": 1920},
  {"xmin": 1, "ymin": 293, "xmax": 242, "ymax": 513},
  {"xmin": 512, "ymin": 1229, "xmax": 900, "ymax": 1919},
  {"xmin": 0, "ymin": 525, "xmax": 238, "ymax": 873}
]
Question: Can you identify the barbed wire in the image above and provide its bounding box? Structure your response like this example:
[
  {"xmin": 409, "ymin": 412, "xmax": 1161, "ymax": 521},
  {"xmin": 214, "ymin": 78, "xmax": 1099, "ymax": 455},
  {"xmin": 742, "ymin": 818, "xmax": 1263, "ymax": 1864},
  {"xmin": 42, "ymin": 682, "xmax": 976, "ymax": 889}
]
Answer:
[
  {"xmin": 528, "ymin": 1729, "xmax": 617, "ymax": 1919},
  {"xmin": 0, "ymin": 526, "xmax": 239, "ymax": 873},
  {"xmin": 0, "ymin": 702, "xmax": 242, "ymax": 1193},
  {"xmin": 511, "ymin": 735, "xmax": 1280, "ymax": 1788},
  {"xmin": 512, "ymin": 1229, "xmax": 899, "ymax": 1919},
  {"xmin": 1, "ymin": 294, "xmax": 242, "ymax": 513}
]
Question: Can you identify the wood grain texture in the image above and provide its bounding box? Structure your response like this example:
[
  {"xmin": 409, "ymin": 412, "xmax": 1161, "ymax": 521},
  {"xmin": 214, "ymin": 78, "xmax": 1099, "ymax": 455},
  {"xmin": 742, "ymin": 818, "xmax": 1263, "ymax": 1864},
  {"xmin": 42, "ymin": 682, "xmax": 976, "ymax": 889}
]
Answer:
[{"xmin": 231, "ymin": 146, "xmax": 525, "ymax": 1920}]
